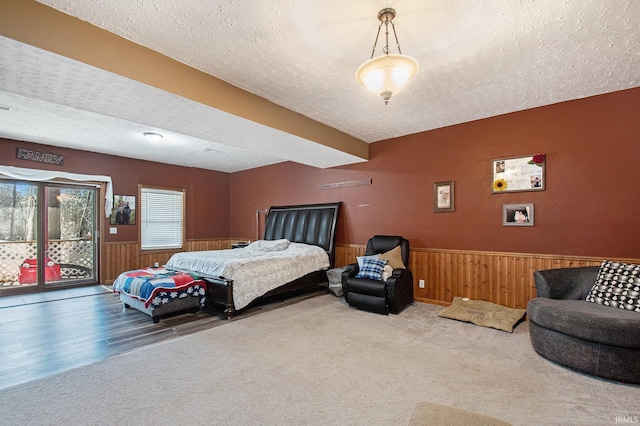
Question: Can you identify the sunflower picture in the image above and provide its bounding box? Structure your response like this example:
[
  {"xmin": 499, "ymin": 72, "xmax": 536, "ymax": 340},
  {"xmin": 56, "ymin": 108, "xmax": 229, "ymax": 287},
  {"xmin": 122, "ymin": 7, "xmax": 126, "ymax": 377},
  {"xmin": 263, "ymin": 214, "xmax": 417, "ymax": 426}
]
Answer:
[
  {"xmin": 492, "ymin": 179, "xmax": 508, "ymax": 192},
  {"xmin": 492, "ymin": 154, "xmax": 545, "ymax": 192}
]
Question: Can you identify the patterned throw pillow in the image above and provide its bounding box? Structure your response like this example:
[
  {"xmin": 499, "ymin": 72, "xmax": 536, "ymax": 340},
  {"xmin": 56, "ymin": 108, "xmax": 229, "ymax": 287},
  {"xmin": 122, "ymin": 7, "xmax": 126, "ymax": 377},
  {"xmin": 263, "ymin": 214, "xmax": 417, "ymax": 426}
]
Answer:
[
  {"xmin": 586, "ymin": 260, "xmax": 640, "ymax": 312},
  {"xmin": 356, "ymin": 258, "xmax": 388, "ymax": 281}
]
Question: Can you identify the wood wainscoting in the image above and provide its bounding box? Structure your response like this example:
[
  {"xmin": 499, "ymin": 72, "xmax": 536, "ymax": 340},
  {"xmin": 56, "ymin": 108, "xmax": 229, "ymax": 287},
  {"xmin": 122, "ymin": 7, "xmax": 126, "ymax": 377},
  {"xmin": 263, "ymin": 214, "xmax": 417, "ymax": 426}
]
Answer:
[
  {"xmin": 104, "ymin": 240, "xmax": 638, "ymax": 310},
  {"xmin": 336, "ymin": 244, "xmax": 640, "ymax": 310}
]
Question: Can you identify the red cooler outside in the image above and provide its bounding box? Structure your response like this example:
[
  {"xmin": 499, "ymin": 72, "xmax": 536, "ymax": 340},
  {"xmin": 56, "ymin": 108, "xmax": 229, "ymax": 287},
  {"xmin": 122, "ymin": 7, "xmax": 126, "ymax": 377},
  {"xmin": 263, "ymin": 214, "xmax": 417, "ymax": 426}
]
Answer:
[{"xmin": 18, "ymin": 258, "xmax": 61, "ymax": 284}]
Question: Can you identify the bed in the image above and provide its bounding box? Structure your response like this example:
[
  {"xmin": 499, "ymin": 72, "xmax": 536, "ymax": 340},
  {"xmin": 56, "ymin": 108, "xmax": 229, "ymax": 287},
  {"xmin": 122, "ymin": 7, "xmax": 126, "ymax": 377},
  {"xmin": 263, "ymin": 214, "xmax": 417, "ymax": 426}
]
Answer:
[
  {"xmin": 166, "ymin": 202, "xmax": 341, "ymax": 318},
  {"xmin": 112, "ymin": 268, "xmax": 207, "ymax": 323}
]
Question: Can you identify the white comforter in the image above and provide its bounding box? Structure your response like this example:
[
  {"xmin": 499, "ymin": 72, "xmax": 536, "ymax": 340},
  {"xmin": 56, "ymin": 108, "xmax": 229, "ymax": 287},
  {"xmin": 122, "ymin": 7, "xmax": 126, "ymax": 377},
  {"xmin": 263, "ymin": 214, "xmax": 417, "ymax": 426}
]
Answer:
[{"xmin": 165, "ymin": 240, "xmax": 329, "ymax": 310}]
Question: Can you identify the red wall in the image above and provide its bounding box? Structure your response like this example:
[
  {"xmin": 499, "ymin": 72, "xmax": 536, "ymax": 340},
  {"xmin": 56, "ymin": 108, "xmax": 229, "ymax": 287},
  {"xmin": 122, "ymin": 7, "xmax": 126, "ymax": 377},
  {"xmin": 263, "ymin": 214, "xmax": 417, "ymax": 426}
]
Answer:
[
  {"xmin": 0, "ymin": 140, "xmax": 230, "ymax": 242},
  {"xmin": 230, "ymin": 88, "xmax": 640, "ymax": 259},
  {"xmin": 2, "ymin": 88, "xmax": 638, "ymax": 259}
]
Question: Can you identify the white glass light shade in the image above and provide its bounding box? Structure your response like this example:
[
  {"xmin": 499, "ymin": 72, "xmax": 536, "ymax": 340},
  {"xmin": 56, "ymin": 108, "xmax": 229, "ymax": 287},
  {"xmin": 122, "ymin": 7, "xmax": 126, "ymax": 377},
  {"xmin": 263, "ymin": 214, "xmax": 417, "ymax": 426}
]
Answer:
[{"xmin": 356, "ymin": 54, "xmax": 418, "ymax": 104}]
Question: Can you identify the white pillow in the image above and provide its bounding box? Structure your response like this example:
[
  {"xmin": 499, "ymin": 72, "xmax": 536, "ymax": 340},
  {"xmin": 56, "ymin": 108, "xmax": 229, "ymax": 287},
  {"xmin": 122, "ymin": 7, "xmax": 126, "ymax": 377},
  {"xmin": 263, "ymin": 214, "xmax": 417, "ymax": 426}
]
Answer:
[
  {"xmin": 357, "ymin": 254, "xmax": 379, "ymax": 270},
  {"xmin": 245, "ymin": 239, "xmax": 290, "ymax": 252}
]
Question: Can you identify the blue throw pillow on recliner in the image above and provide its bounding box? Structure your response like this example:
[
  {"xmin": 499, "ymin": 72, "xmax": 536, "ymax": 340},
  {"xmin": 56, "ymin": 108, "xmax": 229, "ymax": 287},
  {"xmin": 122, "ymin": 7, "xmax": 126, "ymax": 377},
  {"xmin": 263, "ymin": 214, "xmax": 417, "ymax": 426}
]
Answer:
[{"xmin": 356, "ymin": 258, "xmax": 388, "ymax": 281}]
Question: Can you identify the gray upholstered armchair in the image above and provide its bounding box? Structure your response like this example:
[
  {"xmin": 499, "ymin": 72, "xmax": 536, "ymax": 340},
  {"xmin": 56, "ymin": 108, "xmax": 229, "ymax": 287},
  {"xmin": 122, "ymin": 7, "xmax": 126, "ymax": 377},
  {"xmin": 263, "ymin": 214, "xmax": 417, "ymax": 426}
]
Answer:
[
  {"xmin": 527, "ymin": 266, "xmax": 640, "ymax": 384},
  {"xmin": 341, "ymin": 235, "xmax": 413, "ymax": 315}
]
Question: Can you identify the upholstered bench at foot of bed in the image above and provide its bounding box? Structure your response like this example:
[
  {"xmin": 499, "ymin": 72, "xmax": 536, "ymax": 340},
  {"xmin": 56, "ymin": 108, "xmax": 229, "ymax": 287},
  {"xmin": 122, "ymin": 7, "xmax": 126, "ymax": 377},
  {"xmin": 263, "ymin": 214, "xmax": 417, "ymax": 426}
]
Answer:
[
  {"xmin": 119, "ymin": 292, "xmax": 202, "ymax": 323},
  {"xmin": 113, "ymin": 268, "xmax": 207, "ymax": 323}
]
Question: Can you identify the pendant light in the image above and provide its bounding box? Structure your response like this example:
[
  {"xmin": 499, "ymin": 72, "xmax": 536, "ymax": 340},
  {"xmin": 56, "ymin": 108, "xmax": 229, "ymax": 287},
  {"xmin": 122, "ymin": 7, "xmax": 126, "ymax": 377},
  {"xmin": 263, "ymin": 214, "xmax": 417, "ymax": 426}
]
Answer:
[{"xmin": 356, "ymin": 8, "xmax": 419, "ymax": 105}]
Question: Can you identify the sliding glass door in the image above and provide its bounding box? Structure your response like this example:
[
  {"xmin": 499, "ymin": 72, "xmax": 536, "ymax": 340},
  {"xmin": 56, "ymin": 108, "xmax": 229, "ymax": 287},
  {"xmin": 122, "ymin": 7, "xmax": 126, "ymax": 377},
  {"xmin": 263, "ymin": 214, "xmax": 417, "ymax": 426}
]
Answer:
[
  {"xmin": 0, "ymin": 180, "xmax": 98, "ymax": 294},
  {"xmin": 43, "ymin": 184, "xmax": 97, "ymax": 288},
  {"xmin": 0, "ymin": 181, "xmax": 39, "ymax": 290}
]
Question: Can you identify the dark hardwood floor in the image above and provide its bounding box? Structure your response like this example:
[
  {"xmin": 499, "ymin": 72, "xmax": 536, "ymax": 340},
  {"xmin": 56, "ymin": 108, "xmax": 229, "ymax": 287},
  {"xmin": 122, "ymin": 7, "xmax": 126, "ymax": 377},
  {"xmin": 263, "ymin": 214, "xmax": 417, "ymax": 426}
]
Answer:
[{"xmin": 0, "ymin": 286, "xmax": 322, "ymax": 390}]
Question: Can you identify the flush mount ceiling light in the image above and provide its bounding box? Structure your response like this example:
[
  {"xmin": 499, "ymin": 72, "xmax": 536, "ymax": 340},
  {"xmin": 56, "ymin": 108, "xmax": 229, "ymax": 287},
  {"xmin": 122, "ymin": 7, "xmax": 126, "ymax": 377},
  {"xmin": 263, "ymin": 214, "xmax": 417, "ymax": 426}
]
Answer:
[
  {"xmin": 143, "ymin": 132, "xmax": 163, "ymax": 142},
  {"xmin": 356, "ymin": 8, "xmax": 419, "ymax": 105}
]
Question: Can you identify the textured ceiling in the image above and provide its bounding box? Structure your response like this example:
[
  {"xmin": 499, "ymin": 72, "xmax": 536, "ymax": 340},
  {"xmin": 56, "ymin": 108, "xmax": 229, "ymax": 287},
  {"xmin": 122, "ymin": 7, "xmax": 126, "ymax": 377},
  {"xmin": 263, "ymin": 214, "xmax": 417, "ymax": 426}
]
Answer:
[{"xmin": 0, "ymin": 0, "xmax": 639, "ymax": 172}]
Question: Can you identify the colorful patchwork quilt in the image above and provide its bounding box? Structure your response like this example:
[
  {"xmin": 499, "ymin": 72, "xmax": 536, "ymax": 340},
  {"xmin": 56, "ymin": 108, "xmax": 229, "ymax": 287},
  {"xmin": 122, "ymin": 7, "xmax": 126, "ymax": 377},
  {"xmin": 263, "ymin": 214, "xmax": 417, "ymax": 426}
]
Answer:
[{"xmin": 113, "ymin": 267, "xmax": 206, "ymax": 309}]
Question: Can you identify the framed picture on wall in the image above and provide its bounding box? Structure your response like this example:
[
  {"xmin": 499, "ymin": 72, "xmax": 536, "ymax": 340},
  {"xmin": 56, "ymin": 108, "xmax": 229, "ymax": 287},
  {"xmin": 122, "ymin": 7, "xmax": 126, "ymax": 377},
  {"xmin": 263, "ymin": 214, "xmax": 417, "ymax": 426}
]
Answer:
[
  {"xmin": 503, "ymin": 203, "xmax": 534, "ymax": 226},
  {"xmin": 433, "ymin": 181, "xmax": 455, "ymax": 212},
  {"xmin": 110, "ymin": 195, "xmax": 136, "ymax": 225},
  {"xmin": 492, "ymin": 153, "xmax": 545, "ymax": 193}
]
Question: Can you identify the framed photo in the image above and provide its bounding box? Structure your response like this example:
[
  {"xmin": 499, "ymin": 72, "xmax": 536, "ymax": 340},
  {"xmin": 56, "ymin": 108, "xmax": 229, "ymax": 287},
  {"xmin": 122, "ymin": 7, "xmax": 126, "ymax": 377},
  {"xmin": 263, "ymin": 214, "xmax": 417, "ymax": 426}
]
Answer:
[
  {"xmin": 503, "ymin": 203, "xmax": 534, "ymax": 226},
  {"xmin": 492, "ymin": 153, "xmax": 545, "ymax": 193},
  {"xmin": 433, "ymin": 181, "xmax": 455, "ymax": 212},
  {"xmin": 110, "ymin": 195, "xmax": 136, "ymax": 225}
]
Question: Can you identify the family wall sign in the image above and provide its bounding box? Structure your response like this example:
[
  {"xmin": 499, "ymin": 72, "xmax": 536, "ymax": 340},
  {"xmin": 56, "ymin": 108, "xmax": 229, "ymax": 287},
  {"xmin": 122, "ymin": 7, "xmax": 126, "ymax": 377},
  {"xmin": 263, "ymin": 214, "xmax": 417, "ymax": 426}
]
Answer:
[{"xmin": 16, "ymin": 148, "xmax": 64, "ymax": 166}]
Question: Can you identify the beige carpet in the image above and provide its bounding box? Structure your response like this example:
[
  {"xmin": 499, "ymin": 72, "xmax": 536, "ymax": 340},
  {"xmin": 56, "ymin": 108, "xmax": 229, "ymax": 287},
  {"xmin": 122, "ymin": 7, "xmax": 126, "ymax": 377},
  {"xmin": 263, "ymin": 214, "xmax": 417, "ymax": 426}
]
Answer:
[{"xmin": 0, "ymin": 294, "xmax": 638, "ymax": 425}]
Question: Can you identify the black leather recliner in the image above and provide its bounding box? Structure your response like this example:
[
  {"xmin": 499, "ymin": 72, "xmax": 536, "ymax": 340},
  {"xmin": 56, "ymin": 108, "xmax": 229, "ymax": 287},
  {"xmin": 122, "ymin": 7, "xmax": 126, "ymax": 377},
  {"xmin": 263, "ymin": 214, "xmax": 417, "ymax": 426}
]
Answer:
[{"xmin": 341, "ymin": 235, "xmax": 414, "ymax": 315}]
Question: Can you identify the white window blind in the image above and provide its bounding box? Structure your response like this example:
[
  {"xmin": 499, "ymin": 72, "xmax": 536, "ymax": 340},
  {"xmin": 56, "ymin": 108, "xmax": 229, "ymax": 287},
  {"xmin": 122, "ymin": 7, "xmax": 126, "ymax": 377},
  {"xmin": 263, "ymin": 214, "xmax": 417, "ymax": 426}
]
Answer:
[{"xmin": 141, "ymin": 187, "xmax": 184, "ymax": 250}]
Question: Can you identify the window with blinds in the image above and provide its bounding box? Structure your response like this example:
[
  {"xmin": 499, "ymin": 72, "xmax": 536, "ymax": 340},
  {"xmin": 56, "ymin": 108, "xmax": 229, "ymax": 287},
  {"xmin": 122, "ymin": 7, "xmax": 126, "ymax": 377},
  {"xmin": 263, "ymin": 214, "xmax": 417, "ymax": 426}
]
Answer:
[{"xmin": 140, "ymin": 187, "xmax": 184, "ymax": 250}]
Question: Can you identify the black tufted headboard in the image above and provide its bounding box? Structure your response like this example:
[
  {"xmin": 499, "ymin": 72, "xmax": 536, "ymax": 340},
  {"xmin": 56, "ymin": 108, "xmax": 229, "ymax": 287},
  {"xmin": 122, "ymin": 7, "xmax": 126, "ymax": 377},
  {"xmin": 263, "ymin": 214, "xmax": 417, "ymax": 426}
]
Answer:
[{"xmin": 264, "ymin": 202, "xmax": 341, "ymax": 267}]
